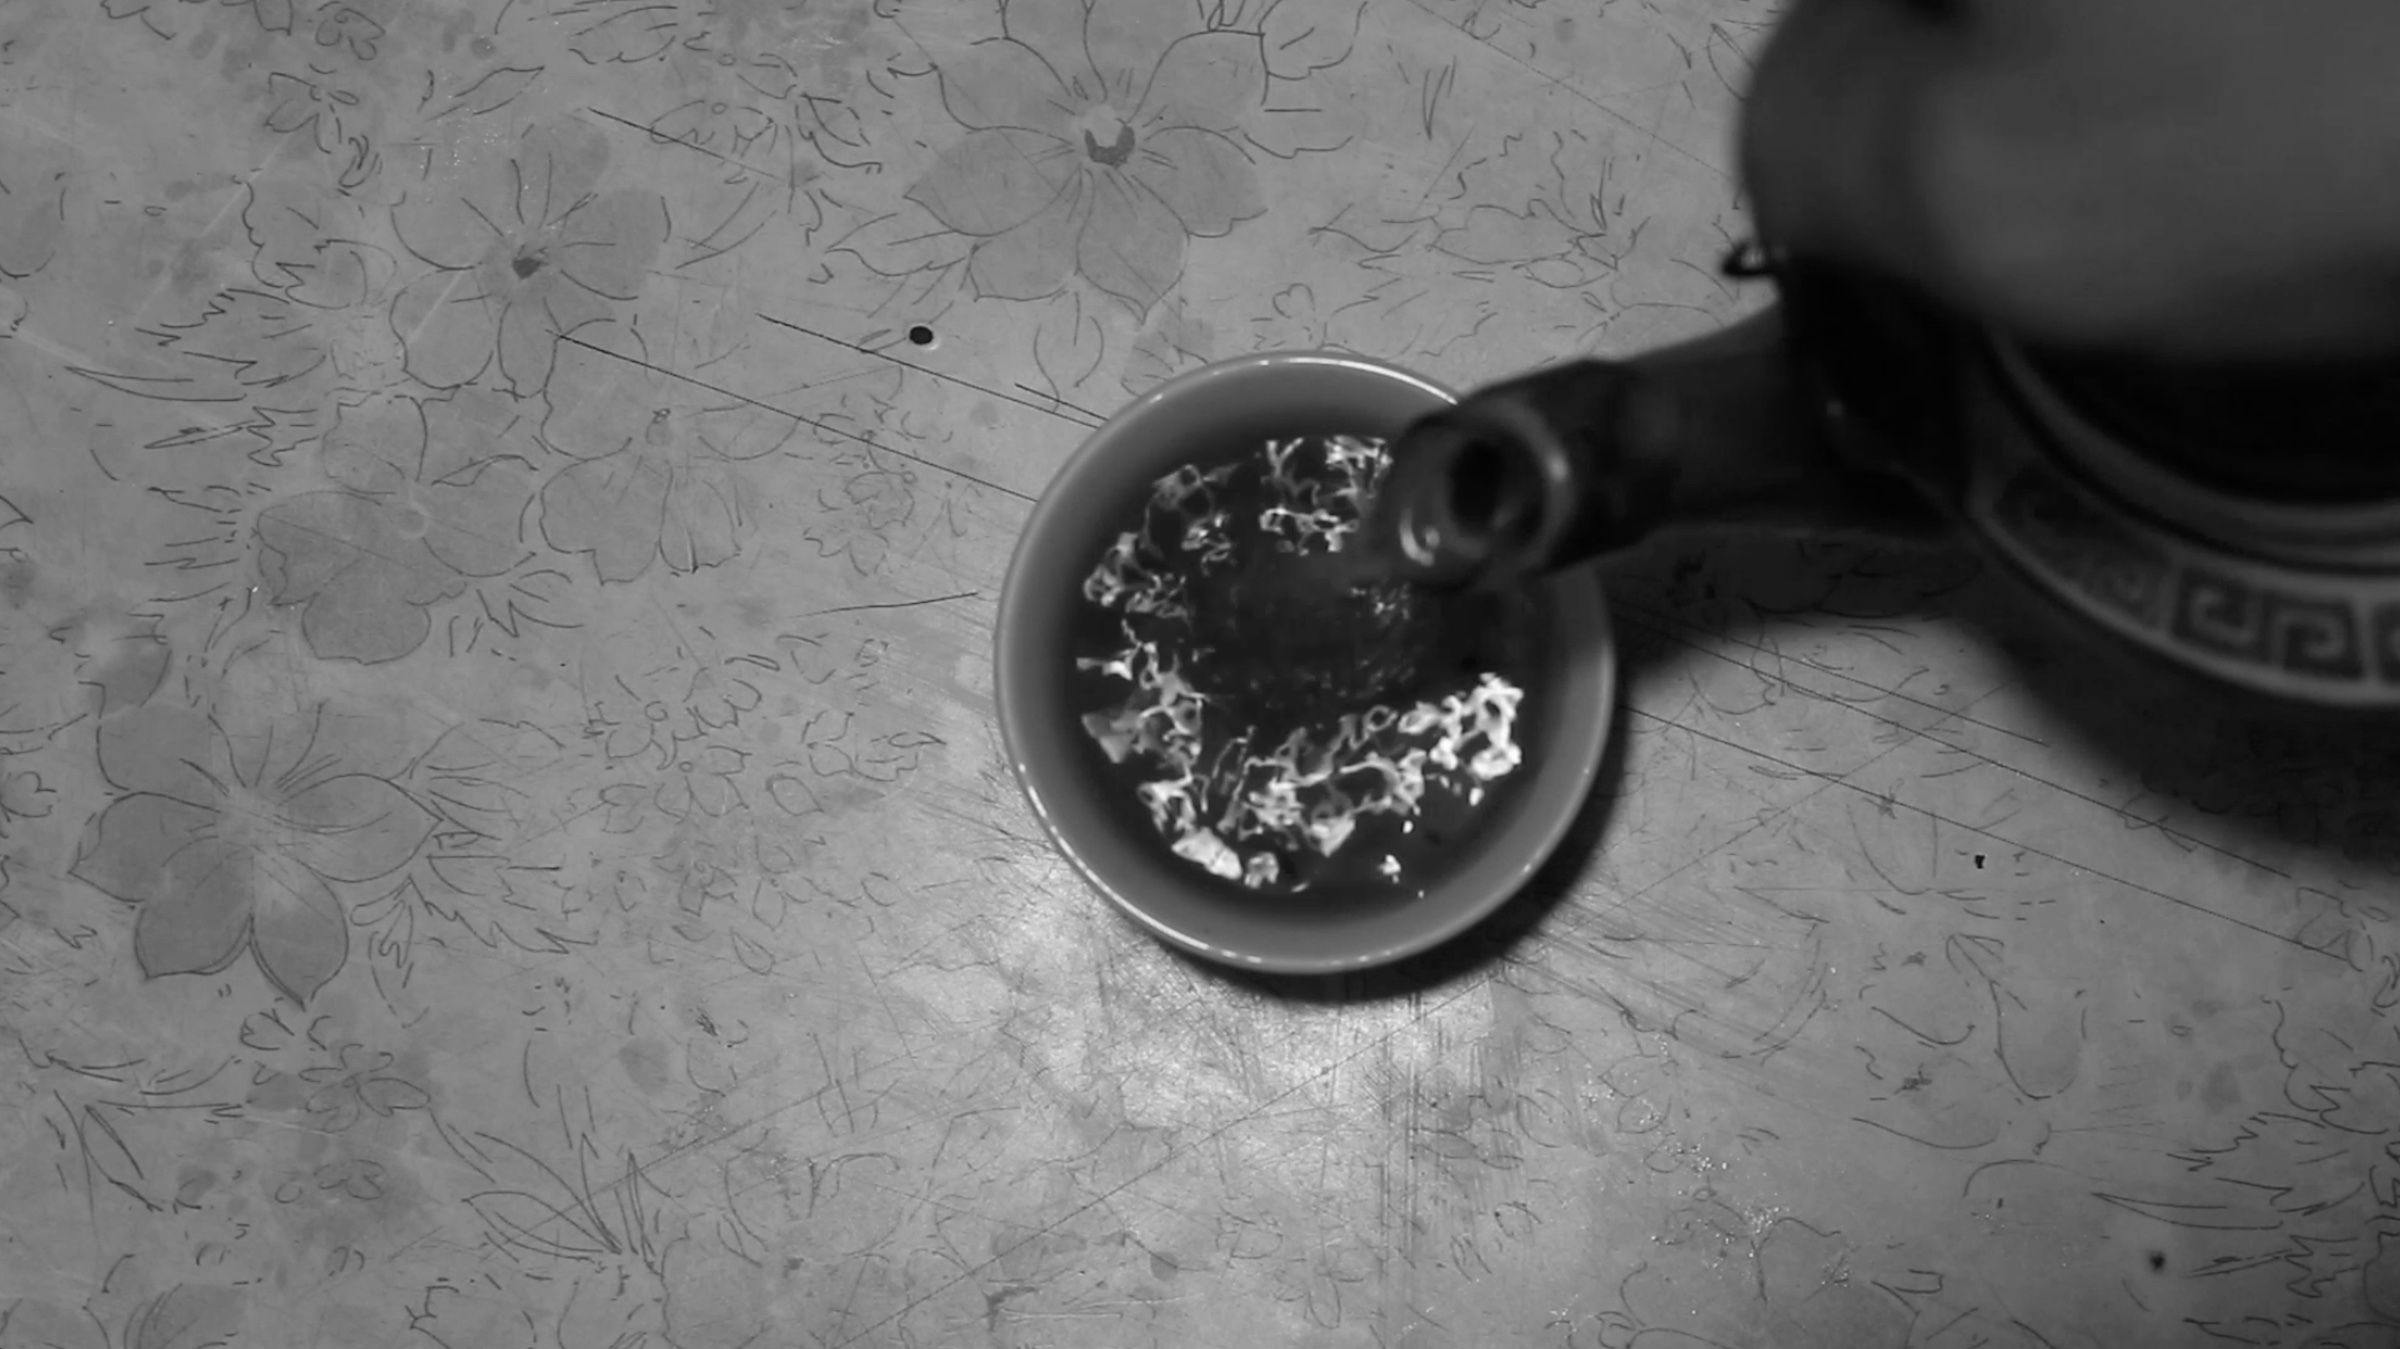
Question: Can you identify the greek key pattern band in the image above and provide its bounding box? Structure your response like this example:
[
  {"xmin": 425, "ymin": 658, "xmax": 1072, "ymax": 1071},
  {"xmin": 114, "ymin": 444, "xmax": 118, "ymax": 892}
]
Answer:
[{"xmin": 1975, "ymin": 456, "xmax": 2400, "ymax": 704}]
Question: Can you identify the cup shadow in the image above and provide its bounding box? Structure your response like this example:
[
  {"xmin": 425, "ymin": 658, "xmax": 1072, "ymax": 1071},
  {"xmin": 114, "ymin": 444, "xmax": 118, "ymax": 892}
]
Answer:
[
  {"xmin": 1637, "ymin": 527, "xmax": 2400, "ymax": 887},
  {"xmin": 1635, "ymin": 526, "xmax": 2400, "ymax": 886},
  {"xmin": 1173, "ymin": 525, "xmax": 2400, "ymax": 1005},
  {"xmin": 1941, "ymin": 542, "xmax": 2400, "ymax": 880}
]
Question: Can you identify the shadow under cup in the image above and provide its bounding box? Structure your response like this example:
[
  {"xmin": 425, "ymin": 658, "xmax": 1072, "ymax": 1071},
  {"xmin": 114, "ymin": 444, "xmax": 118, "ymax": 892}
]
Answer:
[{"xmin": 995, "ymin": 352, "xmax": 1615, "ymax": 973}]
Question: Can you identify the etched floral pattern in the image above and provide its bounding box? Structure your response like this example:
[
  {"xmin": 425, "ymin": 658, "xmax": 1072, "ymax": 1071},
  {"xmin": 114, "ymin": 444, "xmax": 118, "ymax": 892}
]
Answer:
[
  {"xmin": 904, "ymin": 1, "xmax": 1279, "ymax": 316},
  {"xmin": 255, "ymin": 390, "xmax": 541, "ymax": 662},
  {"xmin": 388, "ymin": 118, "xmax": 669, "ymax": 397},
  {"xmin": 232, "ymin": 1006, "xmax": 439, "ymax": 1137},
  {"xmin": 601, "ymin": 743, "xmax": 748, "ymax": 829},
  {"xmin": 0, "ymin": 758, "xmax": 54, "ymax": 838},
  {"xmin": 535, "ymin": 324, "xmax": 798, "ymax": 581},
  {"xmin": 551, "ymin": 0, "xmax": 899, "ymax": 97},
  {"xmin": 647, "ymin": 30, "xmax": 801, "ymax": 162},
  {"xmin": 70, "ymin": 700, "xmax": 436, "ymax": 1004},
  {"xmin": 260, "ymin": 69, "xmax": 382, "ymax": 189},
  {"xmin": 242, "ymin": 172, "xmax": 402, "ymax": 348}
]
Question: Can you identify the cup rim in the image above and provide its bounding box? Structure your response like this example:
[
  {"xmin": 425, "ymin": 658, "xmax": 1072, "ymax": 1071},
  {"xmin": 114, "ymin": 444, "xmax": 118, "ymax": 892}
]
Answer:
[{"xmin": 994, "ymin": 349, "xmax": 1616, "ymax": 973}]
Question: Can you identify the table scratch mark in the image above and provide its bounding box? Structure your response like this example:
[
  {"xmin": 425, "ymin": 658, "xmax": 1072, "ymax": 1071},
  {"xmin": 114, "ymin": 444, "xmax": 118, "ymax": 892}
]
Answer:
[
  {"xmin": 584, "ymin": 105, "xmax": 787, "ymax": 185},
  {"xmin": 553, "ymin": 330, "xmax": 1033, "ymax": 503},
  {"xmin": 760, "ymin": 312, "xmax": 1107, "ymax": 432},
  {"xmin": 1408, "ymin": 133, "xmax": 1472, "ymax": 216},
  {"xmin": 1851, "ymin": 1114, "xmax": 2003, "ymax": 1152},
  {"xmin": 1012, "ymin": 383, "xmax": 1105, "ymax": 422}
]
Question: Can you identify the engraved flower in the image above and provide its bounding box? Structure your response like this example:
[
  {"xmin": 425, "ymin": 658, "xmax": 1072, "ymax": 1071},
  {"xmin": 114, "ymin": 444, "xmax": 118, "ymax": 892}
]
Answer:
[
  {"xmin": 549, "ymin": 0, "xmax": 896, "ymax": 96},
  {"xmin": 601, "ymin": 743, "xmax": 749, "ymax": 831},
  {"xmin": 536, "ymin": 324, "xmax": 798, "ymax": 581},
  {"xmin": 0, "ymin": 760, "xmax": 53, "ymax": 839},
  {"xmin": 240, "ymin": 1009, "xmax": 438, "ymax": 1132},
  {"xmin": 242, "ymin": 174, "xmax": 404, "ymax": 378},
  {"xmin": 255, "ymin": 390, "xmax": 539, "ymax": 663},
  {"xmin": 646, "ymin": 30, "xmax": 800, "ymax": 162},
  {"xmin": 296, "ymin": 1044, "xmax": 431, "ymax": 1131},
  {"xmin": 311, "ymin": 4, "xmax": 383, "ymax": 60},
  {"xmin": 309, "ymin": 1158, "xmax": 389, "ymax": 1201},
  {"xmin": 583, "ymin": 655, "xmax": 764, "ymax": 766},
  {"xmin": 904, "ymin": 0, "xmax": 1279, "ymax": 316},
  {"xmin": 388, "ymin": 118, "xmax": 669, "ymax": 397},
  {"xmin": 255, "ymin": 79, "xmax": 385, "ymax": 211},
  {"xmin": 800, "ymin": 442, "xmax": 918, "ymax": 576},
  {"xmin": 68, "ymin": 175, "xmax": 401, "ymax": 436},
  {"xmin": 70, "ymin": 701, "xmax": 436, "ymax": 1005}
]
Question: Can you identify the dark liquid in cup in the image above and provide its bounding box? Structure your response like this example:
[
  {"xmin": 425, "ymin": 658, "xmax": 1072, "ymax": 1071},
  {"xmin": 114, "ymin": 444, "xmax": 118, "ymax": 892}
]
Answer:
[{"xmin": 1068, "ymin": 434, "xmax": 1545, "ymax": 898}]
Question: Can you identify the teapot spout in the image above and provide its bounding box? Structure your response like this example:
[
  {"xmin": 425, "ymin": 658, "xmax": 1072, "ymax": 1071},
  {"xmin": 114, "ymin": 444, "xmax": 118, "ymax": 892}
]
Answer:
[{"xmin": 1366, "ymin": 305, "xmax": 1944, "ymax": 590}]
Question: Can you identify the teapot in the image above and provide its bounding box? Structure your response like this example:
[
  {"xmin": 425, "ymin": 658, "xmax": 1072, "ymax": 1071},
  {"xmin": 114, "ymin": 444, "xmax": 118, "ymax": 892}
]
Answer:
[{"xmin": 1366, "ymin": 252, "xmax": 2400, "ymax": 713}]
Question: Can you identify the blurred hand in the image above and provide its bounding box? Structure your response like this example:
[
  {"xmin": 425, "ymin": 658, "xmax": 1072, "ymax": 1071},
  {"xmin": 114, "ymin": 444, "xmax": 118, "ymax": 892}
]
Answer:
[{"xmin": 1739, "ymin": 0, "xmax": 2400, "ymax": 358}]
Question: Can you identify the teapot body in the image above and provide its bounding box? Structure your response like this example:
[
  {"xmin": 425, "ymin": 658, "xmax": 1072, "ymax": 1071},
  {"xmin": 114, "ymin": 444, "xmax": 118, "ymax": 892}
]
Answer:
[
  {"xmin": 1790, "ymin": 263, "xmax": 2400, "ymax": 713},
  {"xmin": 1378, "ymin": 263, "xmax": 2400, "ymax": 712}
]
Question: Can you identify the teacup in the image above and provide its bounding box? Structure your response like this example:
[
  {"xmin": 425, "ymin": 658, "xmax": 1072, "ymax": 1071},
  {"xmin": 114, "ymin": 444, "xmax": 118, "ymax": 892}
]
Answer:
[{"xmin": 994, "ymin": 352, "xmax": 1616, "ymax": 972}]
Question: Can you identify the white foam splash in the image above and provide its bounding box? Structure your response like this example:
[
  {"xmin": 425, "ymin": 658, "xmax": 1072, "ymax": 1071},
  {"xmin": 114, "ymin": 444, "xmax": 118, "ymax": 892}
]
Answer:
[{"xmin": 1077, "ymin": 434, "xmax": 1528, "ymax": 892}]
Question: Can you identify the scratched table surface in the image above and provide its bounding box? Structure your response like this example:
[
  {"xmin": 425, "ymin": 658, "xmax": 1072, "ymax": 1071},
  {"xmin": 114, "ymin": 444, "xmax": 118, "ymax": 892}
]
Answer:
[{"xmin": 3, "ymin": 0, "xmax": 2398, "ymax": 1345}]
